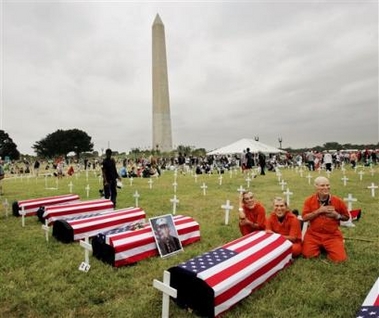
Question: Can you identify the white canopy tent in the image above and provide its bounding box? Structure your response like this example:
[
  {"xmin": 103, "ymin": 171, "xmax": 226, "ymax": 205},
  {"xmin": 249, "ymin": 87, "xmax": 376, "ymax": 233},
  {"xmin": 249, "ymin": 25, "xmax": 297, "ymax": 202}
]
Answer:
[{"xmin": 207, "ymin": 138, "xmax": 285, "ymax": 155}]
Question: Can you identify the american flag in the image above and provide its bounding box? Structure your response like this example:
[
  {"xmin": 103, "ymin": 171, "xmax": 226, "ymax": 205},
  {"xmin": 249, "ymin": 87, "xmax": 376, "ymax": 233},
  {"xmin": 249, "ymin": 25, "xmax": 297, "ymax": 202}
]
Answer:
[
  {"xmin": 43, "ymin": 199, "xmax": 114, "ymax": 225},
  {"xmin": 92, "ymin": 215, "xmax": 200, "ymax": 267},
  {"xmin": 356, "ymin": 278, "xmax": 379, "ymax": 318},
  {"xmin": 169, "ymin": 231, "xmax": 292, "ymax": 317},
  {"xmin": 52, "ymin": 207, "xmax": 146, "ymax": 242},
  {"xmin": 13, "ymin": 194, "xmax": 80, "ymax": 217}
]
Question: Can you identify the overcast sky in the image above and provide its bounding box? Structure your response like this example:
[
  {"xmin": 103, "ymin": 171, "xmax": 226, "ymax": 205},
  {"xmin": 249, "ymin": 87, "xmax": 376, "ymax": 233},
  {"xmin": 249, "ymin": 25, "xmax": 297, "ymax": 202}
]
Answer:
[{"xmin": 1, "ymin": 0, "xmax": 378, "ymax": 155}]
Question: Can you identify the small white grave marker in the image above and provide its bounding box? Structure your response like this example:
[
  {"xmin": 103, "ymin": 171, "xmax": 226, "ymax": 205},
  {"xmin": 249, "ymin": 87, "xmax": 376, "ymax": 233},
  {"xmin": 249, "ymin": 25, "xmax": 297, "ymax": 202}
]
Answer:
[
  {"xmin": 172, "ymin": 182, "xmax": 178, "ymax": 193},
  {"xmin": 306, "ymin": 174, "xmax": 312, "ymax": 185},
  {"xmin": 129, "ymin": 177, "xmax": 134, "ymax": 186},
  {"xmin": 237, "ymin": 185, "xmax": 246, "ymax": 195},
  {"xmin": 201, "ymin": 183, "xmax": 208, "ymax": 196},
  {"xmin": 42, "ymin": 219, "xmax": 49, "ymax": 242},
  {"xmin": 3, "ymin": 199, "xmax": 9, "ymax": 218},
  {"xmin": 283, "ymin": 188, "xmax": 293, "ymax": 206},
  {"xmin": 20, "ymin": 206, "xmax": 26, "ymax": 227},
  {"xmin": 358, "ymin": 170, "xmax": 364, "ymax": 181},
  {"xmin": 68, "ymin": 181, "xmax": 73, "ymax": 193},
  {"xmin": 326, "ymin": 170, "xmax": 331, "ymax": 178},
  {"xmin": 221, "ymin": 200, "xmax": 233, "ymax": 225},
  {"xmin": 341, "ymin": 193, "xmax": 357, "ymax": 228},
  {"xmin": 299, "ymin": 169, "xmax": 303, "ymax": 178},
  {"xmin": 133, "ymin": 190, "xmax": 140, "ymax": 207},
  {"xmin": 367, "ymin": 183, "xmax": 378, "ymax": 197},
  {"xmin": 85, "ymin": 184, "xmax": 90, "ymax": 198},
  {"xmin": 279, "ymin": 180, "xmax": 287, "ymax": 191},
  {"xmin": 79, "ymin": 236, "xmax": 92, "ymax": 272},
  {"xmin": 276, "ymin": 172, "xmax": 282, "ymax": 182},
  {"xmin": 153, "ymin": 270, "xmax": 177, "ymax": 318},
  {"xmin": 245, "ymin": 177, "xmax": 252, "ymax": 188},
  {"xmin": 341, "ymin": 176, "xmax": 349, "ymax": 186},
  {"xmin": 148, "ymin": 178, "xmax": 153, "ymax": 189},
  {"xmin": 194, "ymin": 174, "xmax": 198, "ymax": 183},
  {"xmin": 170, "ymin": 195, "xmax": 179, "ymax": 215},
  {"xmin": 218, "ymin": 175, "xmax": 223, "ymax": 186}
]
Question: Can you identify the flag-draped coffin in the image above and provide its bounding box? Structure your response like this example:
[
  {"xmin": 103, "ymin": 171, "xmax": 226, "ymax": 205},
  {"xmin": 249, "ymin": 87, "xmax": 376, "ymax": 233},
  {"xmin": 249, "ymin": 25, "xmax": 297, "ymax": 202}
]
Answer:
[
  {"xmin": 168, "ymin": 231, "xmax": 292, "ymax": 317},
  {"xmin": 52, "ymin": 207, "xmax": 146, "ymax": 243},
  {"xmin": 42, "ymin": 199, "xmax": 114, "ymax": 226},
  {"xmin": 92, "ymin": 215, "xmax": 200, "ymax": 267},
  {"xmin": 12, "ymin": 194, "xmax": 80, "ymax": 217}
]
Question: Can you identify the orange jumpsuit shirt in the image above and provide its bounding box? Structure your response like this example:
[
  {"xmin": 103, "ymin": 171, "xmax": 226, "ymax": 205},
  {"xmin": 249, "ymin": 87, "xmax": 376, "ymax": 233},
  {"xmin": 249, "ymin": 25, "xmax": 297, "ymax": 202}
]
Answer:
[
  {"xmin": 302, "ymin": 194, "xmax": 349, "ymax": 262},
  {"xmin": 266, "ymin": 211, "xmax": 302, "ymax": 257},
  {"xmin": 239, "ymin": 202, "xmax": 266, "ymax": 236}
]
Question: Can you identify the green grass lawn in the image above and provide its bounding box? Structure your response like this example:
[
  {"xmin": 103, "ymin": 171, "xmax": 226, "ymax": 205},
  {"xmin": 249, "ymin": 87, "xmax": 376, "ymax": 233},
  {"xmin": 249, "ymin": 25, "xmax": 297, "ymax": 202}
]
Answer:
[{"xmin": 0, "ymin": 165, "xmax": 378, "ymax": 318}]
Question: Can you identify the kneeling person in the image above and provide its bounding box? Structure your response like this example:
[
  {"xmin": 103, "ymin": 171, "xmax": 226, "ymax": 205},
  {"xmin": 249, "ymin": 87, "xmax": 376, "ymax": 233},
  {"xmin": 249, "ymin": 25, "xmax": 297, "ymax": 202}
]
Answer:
[{"xmin": 266, "ymin": 197, "xmax": 302, "ymax": 257}]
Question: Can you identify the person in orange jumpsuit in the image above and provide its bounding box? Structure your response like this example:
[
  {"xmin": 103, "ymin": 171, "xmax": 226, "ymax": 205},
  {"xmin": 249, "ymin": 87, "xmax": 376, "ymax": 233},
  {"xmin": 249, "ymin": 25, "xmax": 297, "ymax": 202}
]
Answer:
[
  {"xmin": 266, "ymin": 197, "xmax": 302, "ymax": 257},
  {"xmin": 238, "ymin": 191, "xmax": 266, "ymax": 236},
  {"xmin": 302, "ymin": 176, "xmax": 350, "ymax": 262}
]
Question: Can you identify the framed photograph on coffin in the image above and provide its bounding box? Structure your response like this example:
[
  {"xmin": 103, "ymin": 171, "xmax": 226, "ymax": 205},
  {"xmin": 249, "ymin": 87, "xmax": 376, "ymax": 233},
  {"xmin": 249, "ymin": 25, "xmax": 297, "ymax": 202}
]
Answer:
[{"xmin": 150, "ymin": 214, "xmax": 183, "ymax": 258}]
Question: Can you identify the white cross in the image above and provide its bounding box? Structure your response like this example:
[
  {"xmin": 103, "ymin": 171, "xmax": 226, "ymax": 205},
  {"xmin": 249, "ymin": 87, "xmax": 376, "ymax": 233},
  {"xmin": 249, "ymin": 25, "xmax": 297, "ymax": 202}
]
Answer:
[
  {"xmin": 194, "ymin": 174, "xmax": 198, "ymax": 183},
  {"xmin": 367, "ymin": 183, "xmax": 378, "ymax": 197},
  {"xmin": 237, "ymin": 185, "xmax": 246, "ymax": 195},
  {"xmin": 170, "ymin": 195, "xmax": 179, "ymax": 215},
  {"xmin": 326, "ymin": 170, "xmax": 331, "ymax": 178},
  {"xmin": 370, "ymin": 168, "xmax": 375, "ymax": 176},
  {"xmin": 299, "ymin": 169, "xmax": 303, "ymax": 178},
  {"xmin": 283, "ymin": 188, "xmax": 293, "ymax": 206},
  {"xmin": 245, "ymin": 177, "xmax": 252, "ymax": 188},
  {"xmin": 172, "ymin": 182, "xmax": 178, "ymax": 193},
  {"xmin": 354, "ymin": 166, "xmax": 358, "ymax": 173},
  {"xmin": 133, "ymin": 190, "xmax": 140, "ymax": 207},
  {"xmin": 79, "ymin": 235, "xmax": 92, "ymax": 272},
  {"xmin": 279, "ymin": 180, "xmax": 287, "ymax": 191},
  {"xmin": 218, "ymin": 175, "xmax": 223, "ymax": 186},
  {"xmin": 358, "ymin": 170, "xmax": 365, "ymax": 181},
  {"xmin": 173, "ymin": 169, "xmax": 178, "ymax": 182},
  {"xmin": 129, "ymin": 177, "xmax": 134, "ymax": 186},
  {"xmin": 306, "ymin": 174, "xmax": 312, "ymax": 185},
  {"xmin": 148, "ymin": 178, "xmax": 153, "ymax": 189},
  {"xmin": 343, "ymin": 193, "xmax": 357, "ymax": 212},
  {"xmin": 276, "ymin": 172, "xmax": 282, "ymax": 182},
  {"xmin": 68, "ymin": 181, "xmax": 73, "ymax": 193},
  {"xmin": 341, "ymin": 193, "xmax": 358, "ymax": 228},
  {"xmin": 20, "ymin": 206, "xmax": 26, "ymax": 227},
  {"xmin": 153, "ymin": 270, "xmax": 177, "ymax": 318},
  {"xmin": 221, "ymin": 200, "xmax": 234, "ymax": 225},
  {"xmin": 42, "ymin": 219, "xmax": 49, "ymax": 242},
  {"xmin": 201, "ymin": 183, "xmax": 208, "ymax": 196},
  {"xmin": 85, "ymin": 184, "xmax": 90, "ymax": 198},
  {"xmin": 3, "ymin": 199, "xmax": 9, "ymax": 218},
  {"xmin": 341, "ymin": 176, "xmax": 349, "ymax": 186}
]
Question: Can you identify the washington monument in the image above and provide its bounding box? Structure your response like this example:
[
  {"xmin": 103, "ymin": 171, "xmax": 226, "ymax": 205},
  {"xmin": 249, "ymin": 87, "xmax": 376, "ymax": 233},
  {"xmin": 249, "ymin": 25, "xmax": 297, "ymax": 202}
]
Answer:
[{"xmin": 152, "ymin": 14, "xmax": 173, "ymax": 152}]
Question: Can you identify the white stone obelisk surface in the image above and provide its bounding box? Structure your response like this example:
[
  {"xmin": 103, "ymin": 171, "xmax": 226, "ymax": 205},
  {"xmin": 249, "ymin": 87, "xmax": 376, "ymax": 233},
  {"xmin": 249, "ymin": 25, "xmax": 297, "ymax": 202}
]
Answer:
[{"xmin": 152, "ymin": 14, "xmax": 173, "ymax": 152}]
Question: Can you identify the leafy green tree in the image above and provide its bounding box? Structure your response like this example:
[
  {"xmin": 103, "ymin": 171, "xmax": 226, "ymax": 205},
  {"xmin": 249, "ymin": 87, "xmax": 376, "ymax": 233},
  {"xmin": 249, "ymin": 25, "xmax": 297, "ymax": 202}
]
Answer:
[
  {"xmin": 33, "ymin": 129, "xmax": 93, "ymax": 158},
  {"xmin": 0, "ymin": 130, "xmax": 20, "ymax": 160}
]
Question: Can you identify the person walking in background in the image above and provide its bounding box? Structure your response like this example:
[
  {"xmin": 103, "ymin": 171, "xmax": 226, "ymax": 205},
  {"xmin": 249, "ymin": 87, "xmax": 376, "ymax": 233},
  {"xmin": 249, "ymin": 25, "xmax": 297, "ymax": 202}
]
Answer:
[
  {"xmin": 266, "ymin": 197, "xmax": 302, "ymax": 257},
  {"xmin": 302, "ymin": 176, "xmax": 350, "ymax": 262},
  {"xmin": 238, "ymin": 191, "xmax": 266, "ymax": 236},
  {"xmin": 245, "ymin": 148, "xmax": 254, "ymax": 172},
  {"xmin": 101, "ymin": 148, "xmax": 121, "ymax": 208}
]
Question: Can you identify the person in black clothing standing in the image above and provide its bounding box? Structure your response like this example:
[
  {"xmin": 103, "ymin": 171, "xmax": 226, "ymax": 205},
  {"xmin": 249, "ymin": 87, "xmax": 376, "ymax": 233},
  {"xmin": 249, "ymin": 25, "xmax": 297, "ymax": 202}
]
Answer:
[
  {"xmin": 101, "ymin": 149, "xmax": 121, "ymax": 208},
  {"xmin": 258, "ymin": 152, "xmax": 266, "ymax": 175}
]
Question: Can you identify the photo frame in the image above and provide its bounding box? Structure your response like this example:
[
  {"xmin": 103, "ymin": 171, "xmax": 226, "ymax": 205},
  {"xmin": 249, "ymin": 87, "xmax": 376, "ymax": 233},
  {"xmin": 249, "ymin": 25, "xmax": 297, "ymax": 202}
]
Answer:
[{"xmin": 149, "ymin": 214, "xmax": 183, "ymax": 258}]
